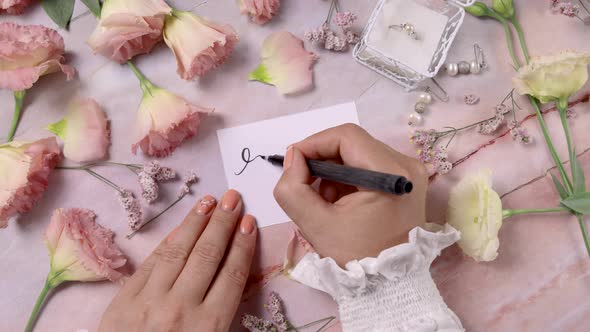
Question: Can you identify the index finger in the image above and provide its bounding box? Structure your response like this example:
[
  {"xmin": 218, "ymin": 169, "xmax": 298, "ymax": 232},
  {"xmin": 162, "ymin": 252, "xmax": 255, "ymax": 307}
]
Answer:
[{"xmin": 293, "ymin": 123, "xmax": 408, "ymax": 174}]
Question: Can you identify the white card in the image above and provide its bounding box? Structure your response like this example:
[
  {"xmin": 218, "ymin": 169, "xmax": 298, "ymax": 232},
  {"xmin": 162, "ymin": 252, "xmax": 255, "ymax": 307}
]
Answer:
[{"xmin": 217, "ymin": 102, "xmax": 360, "ymax": 228}]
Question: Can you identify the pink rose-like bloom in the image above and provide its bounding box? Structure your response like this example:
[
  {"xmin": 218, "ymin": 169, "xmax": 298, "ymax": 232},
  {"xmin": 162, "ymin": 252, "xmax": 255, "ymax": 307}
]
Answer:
[
  {"xmin": 0, "ymin": 22, "xmax": 75, "ymax": 91},
  {"xmin": 87, "ymin": 0, "xmax": 172, "ymax": 63},
  {"xmin": 0, "ymin": 0, "xmax": 32, "ymax": 14},
  {"xmin": 48, "ymin": 98, "xmax": 110, "ymax": 163},
  {"xmin": 0, "ymin": 138, "xmax": 61, "ymax": 228},
  {"xmin": 238, "ymin": 0, "xmax": 280, "ymax": 25},
  {"xmin": 132, "ymin": 86, "xmax": 213, "ymax": 158},
  {"xmin": 45, "ymin": 208, "xmax": 128, "ymax": 282},
  {"xmin": 164, "ymin": 11, "xmax": 238, "ymax": 80},
  {"xmin": 249, "ymin": 31, "xmax": 317, "ymax": 95}
]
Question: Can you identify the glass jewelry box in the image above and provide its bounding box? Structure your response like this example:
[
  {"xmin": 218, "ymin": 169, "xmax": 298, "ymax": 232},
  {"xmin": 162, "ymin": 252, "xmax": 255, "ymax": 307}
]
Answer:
[{"xmin": 353, "ymin": 0, "xmax": 475, "ymax": 90}]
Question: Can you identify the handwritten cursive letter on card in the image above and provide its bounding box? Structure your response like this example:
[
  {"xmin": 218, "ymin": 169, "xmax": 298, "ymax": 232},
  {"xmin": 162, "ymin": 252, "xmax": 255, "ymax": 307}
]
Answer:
[{"xmin": 216, "ymin": 103, "xmax": 360, "ymax": 228}]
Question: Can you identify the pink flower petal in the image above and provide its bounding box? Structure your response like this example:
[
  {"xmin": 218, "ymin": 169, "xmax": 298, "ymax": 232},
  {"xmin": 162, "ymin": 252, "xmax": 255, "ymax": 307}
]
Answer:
[
  {"xmin": 45, "ymin": 208, "xmax": 128, "ymax": 282},
  {"xmin": 0, "ymin": 138, "xmax": 61, "ymax": 228},
  {"xmin": 0, "ymin": 22, "xmax": 75, "ymax": 91},
  {"xmin": 163, "ymin": 11, "xmax": 238, "ymax": 80},
  {"xmin": 87, "ymin": 0, "xmax": 172, "ymax": 63},
  {"xmin": 238, "ymin": 0, "xmax": 281, "ymax": 25},
  {"xmin": 132, "ymin": 86, "xmax": 213, "ymax": 158},
  {"xmin": 249, "ymin": 31, "xmax": 317, "ymax": 95},
  {"xmin": 0, "ymin": 0, "xmax": 32, "ymax": 15},
  {"xmin": 48, "ymin": 98, "xmax": 110, "ymax": 163}
]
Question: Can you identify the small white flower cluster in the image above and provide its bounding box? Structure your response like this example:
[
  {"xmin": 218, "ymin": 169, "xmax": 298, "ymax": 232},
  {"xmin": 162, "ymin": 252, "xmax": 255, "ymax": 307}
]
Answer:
[
  {"xmin": 242, "ymin": 292, "xmax": 291, "ymax": 332},
  {"xmin": 304, "ymin": 10, "xmax": 360, "ymax": 52},
  {"xmin": 477, "ymin": 105, "xmax": 509, "ymax": 135},
  {"xmin": 508, "ymin": 120, "xmax": 533, "ymax": 144},
  {"xmin": 177, "ymin": 172, "xmax": 199, "ymax": 199},
  {"xmin": 118, "ymin": 189, "xmax": 142, "ymax": 230},
  {"xmin": 138, "ymin": 161, "xmax": 177, "ymax": 203}
]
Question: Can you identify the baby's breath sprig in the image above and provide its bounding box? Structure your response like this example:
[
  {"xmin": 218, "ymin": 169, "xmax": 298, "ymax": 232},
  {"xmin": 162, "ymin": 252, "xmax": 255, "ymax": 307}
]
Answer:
[{"xmin": 410, "ymin": 90, "xmax": 532, "ymax": 175}]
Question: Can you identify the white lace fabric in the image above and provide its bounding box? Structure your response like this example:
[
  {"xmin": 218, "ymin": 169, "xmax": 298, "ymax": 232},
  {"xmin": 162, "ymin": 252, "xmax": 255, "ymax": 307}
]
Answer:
[{"xmin": 290, "ymin": 223, "xmax": 464, "ymax": 332}]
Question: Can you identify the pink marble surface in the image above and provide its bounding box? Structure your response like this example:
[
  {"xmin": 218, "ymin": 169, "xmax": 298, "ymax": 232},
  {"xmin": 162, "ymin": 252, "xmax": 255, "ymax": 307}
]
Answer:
[{"xmin": 1, "ymin": 1, "xmax": 590, "ymax": 331}]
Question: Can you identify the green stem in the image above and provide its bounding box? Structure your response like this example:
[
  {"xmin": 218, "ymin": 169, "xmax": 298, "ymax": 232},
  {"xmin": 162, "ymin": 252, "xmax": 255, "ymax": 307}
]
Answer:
[
  {"xmin": 24, "ymin": 281, "xmax": 51, "ymax": 332},
  {"xmin": 503, "ymin": 207, "xmax": 569, "ymax": 219},
  {"xmin": 126, "ymin": 61, "xmax": 156, "ymax": 95},
  {"xmin": 577, "ymin": 214, "xmax": 590, "ymax": 258},
  {"xmin": 126, "ymin": 195, "xmax": 185, "ymax": 239},
  {"xmin": 6, "ymin": 91, "xmax": 26, "ymax": 143},
  {"xmin": 578, "ymin": 0, "xmax": 590, "ymax": 15},
  {"xmin": 528, "ymin": 96, "xmax": 574, "ymax": 193},
  {"xmin": 557, "ymin": 100, "xmax": 576, "ymax": 186},
  {"xmin": 289, "ymin": 316, "xmax": 336, "ymax": 331},
  {"xmin": 487, "ymin": 11, "xmax": 520, "ymax": 69},
  {"xmin": 510, "ymin": 18, "xmax": 530, "ymax": 63}
]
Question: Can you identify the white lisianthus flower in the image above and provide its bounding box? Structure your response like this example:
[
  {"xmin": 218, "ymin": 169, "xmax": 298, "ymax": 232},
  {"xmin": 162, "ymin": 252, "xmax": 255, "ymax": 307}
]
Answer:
[
  {"xmin": 513, "ymin": 51, "xmax": 590, "ymax": 107},
  {"xmin": 447, "ymin": 170, "xmax": 503, "ymax": 262}
]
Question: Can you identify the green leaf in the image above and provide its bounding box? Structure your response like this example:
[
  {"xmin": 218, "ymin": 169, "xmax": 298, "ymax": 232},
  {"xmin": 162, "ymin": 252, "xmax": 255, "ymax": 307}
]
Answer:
[
  {"xmin": 81, "ymin": 0, "xmax": 101, "ymax": 18},
  {"xmin": 550, "ymin": 171, "xmax": 568, "ymax": 200},
  {"xmin": 561, "ymin": 192, "xmax": 590, "ymax": 215},
  {"xmin": 248, "ymin": 64, "xmax": 273, "ymax": 84},
  {"xmin": 572, "ymin": 153, "xmax": 586, "ymax": 194},
  {"xmin": 41, "ymin": 0, "xmax": 75, "ymax": 29}
]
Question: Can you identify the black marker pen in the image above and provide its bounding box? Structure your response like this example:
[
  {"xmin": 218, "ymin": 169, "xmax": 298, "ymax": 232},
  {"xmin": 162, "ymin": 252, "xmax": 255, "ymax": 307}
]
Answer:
[{"xmin": 263, "ymin": 155, "xmax": 413, "ymax": 196}]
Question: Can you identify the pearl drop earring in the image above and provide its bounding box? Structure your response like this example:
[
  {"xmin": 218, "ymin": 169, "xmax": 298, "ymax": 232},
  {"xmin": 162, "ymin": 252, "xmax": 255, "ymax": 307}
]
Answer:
[
  {"xmin": 408, "ymin": 79, "xmax": 449, "ymax": 127},
  {"xmin": 445, "ymin": 44, "xmax": 487, "ymax": 76}
]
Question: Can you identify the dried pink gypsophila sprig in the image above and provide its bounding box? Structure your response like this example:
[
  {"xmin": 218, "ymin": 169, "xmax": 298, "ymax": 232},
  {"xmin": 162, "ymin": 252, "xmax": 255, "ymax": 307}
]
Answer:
[
  {"xmin": 508, "ymin": 120, "xmax": 533, "ymax": 144},
  {"xmin": 265, "ymin": 292, "xmax": 290, "ymax": 331},
  {"xmin": 139, "ymin": 171, "xmax": 159, "ymax": 203},
  {"xmin": 118, "ymin": 189, "xmax": 142, "ymax": 230},
  {"xmin": 155, "ymin": 166, "xmax": 176, "ymax": 181},
  {"xmin": 137, "ymin": 161, "xmax": 177, "ymax": 203},
  {"xmin": 345, "ymin": 30, "xmax": 360, "ymax": 44},
  {"xmin": 241, "ymin": 314, "xmax": 277, "ymax": 332},
  {"xmin": 304, "ymin": 23, "xmax": 330, "ymax": 44},
  {"xmin": 431, "ymin": 146, "xmax": 453, "ymax": 175},
  {"xmin": 333, "ymin": 11, "xmax": 357, "ymax": 28},
  {"xmin": 324, "ymin": 31, "xmax": 348, "ymax": 51},
  {"xmin": 177, "ymin": 172, "xmax": 199, "ymax": 199}
]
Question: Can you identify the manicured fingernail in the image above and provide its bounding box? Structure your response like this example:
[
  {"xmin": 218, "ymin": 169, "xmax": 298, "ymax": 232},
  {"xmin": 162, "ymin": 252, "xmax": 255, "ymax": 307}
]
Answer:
[
  {"xmin": 221, "ymin": 189, "xmax": 240, "ymax": 211},
  {"xmin": 196, "ymin": 195, "xmax": 216, "ymax": 215},
  {"xmin": 284, "ymin": 146, "xmax": 294, "ymax": 171},
  {"xmin": 240, "ymin": 215, "xmax": 256, "ymax": 234}
]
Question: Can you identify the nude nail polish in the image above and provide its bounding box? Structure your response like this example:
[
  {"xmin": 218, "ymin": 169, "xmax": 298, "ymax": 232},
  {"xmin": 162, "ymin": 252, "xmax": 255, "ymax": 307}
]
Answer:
[
  {"xmin": 240, "ymin": 215, "xmax": 256, "ymax": 234},
  {"xmin": 196, "ymin": 195, "xmax": 216, "ymax": 215},
  {"xmin": 221, "ymin": 189, "xmax": 240, "ymax": 211}
]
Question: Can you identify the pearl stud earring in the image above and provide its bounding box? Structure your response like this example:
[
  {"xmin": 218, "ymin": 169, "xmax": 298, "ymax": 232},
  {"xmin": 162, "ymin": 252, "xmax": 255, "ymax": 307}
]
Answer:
[
  {"xmin": 446, "ymin": 44, "xmax": 487, "ymax": 76},
  {"xmin": 408, "ymin": 79, "xmax": 449, "ymax": 126}
]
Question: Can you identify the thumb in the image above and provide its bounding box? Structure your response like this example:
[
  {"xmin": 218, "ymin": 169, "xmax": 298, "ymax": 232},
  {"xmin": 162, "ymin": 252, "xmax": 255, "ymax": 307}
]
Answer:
[{"xmin": 273, "ymin": 146, "xmax": 331, "ymax": 226}]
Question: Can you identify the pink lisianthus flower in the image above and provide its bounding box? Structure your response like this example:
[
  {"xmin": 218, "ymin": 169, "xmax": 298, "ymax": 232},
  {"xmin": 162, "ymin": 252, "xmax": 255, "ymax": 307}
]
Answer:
[
  {"xmin": 87, "ymin": 0, "xmax": 172, "ymax": 63},
  {"xmin": 0, "ymin": 138, "xmax": 61, "ymax": 228},
  {"xmin": 0, "ymin": 0, "xmax": 32, "ymax": 15},
  {"xmin": 47, "ymin": 98, "xmax": 110, "ymax": 163},
  {"xmin": 238, "ymin": 0, "xmax": 280, "ymax": 25},
  {"xmin": 249, "ymin": 31, "xmax": 317, "ymax": 95},
  {"xmin": 0, "ymin": 22, "xmax": 75, "ymax": 91},
  {"xmin": 132, "ymin": 82, "xmax": 213, "ymax": 158},
  {"xmin": 163, "ymin": 10, "xmax": 238, "ymax": 80},
  {"xmin": 44, "ymin": 208, "xmax": 128, "ymax": 283}
]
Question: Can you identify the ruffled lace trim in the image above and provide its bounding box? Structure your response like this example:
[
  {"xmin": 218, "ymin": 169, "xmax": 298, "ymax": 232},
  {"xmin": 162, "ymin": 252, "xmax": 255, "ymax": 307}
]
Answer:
[{"xmin": 289, "ymin": 223, "xmax": 459, "ymax": 299}]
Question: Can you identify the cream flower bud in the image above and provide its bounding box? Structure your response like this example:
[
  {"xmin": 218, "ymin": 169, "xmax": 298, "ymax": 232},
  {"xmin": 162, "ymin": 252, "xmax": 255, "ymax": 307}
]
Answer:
[{"xmin": 492, "ymin": 0, "xmax": 515, "ymax": 19}]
